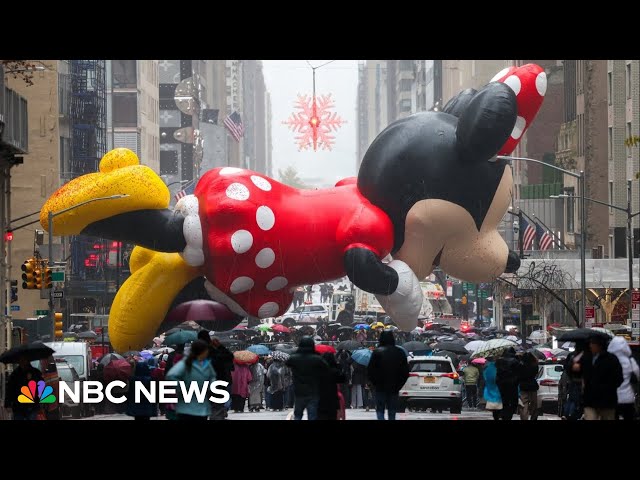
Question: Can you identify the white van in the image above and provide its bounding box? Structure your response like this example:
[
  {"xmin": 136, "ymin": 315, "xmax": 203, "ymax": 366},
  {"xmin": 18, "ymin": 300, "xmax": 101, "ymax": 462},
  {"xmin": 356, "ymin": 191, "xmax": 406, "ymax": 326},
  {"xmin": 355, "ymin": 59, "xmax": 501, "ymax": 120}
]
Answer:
[{"xmin": 45, "ymin": 342, "xmax": 92, "ymax": 381}]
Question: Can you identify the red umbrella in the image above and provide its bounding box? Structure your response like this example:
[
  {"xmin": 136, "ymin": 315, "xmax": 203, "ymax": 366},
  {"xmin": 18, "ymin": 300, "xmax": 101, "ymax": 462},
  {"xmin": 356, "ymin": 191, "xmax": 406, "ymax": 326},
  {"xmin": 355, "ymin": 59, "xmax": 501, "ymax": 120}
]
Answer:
[
  {"xmin": 103, "ymin": 359, "xmax": 132, "ymax": 382},
  {"xmin": 315, "ymin": 344, "xmax": 336, "ymax": 354},
  {"xmin": 272, "ymin": 324, "xmax": 290, "ymax": 333},
  {"xmin": 233, "ymin": 325, "xmax": 247, "ymax": 330},
  {"xmin": 165, "ymin": 300, "xmax": 238, "ymax": 329}
]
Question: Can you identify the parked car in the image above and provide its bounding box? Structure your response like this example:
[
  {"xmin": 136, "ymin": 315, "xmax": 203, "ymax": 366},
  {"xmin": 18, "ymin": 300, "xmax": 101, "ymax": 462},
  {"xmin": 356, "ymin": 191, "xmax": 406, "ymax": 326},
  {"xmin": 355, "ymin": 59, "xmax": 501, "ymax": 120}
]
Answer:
[
  {"xmin": 398, "ymin": 356, "xmax": 463, "ymax": 414},
  {"xmin": 276, "ymin": 304, "xmax": 329, "ymax": 325},
  {"xmin": 56, "ymin": 360, "xmax": 82, "ymax": 419},
  {"xmin": 537, "ymin": 363, "xmax": 564, "ymax": 415}
]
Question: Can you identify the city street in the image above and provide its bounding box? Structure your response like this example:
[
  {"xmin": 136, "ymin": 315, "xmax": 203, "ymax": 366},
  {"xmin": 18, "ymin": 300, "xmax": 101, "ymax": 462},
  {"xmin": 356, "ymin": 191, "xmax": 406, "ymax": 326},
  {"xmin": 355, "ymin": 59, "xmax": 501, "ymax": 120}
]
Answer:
[{"xmin": 76, "ymin": 408, "xmax": 561, "ymax": 421}]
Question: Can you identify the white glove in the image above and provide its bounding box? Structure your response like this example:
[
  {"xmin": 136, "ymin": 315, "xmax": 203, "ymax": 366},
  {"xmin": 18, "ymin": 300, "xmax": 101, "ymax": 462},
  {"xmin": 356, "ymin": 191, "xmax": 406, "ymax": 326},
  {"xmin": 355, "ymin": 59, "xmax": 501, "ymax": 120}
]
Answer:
[{"xmin": 375, "ymin": 260, "xmax": 423, "ymax": 332}]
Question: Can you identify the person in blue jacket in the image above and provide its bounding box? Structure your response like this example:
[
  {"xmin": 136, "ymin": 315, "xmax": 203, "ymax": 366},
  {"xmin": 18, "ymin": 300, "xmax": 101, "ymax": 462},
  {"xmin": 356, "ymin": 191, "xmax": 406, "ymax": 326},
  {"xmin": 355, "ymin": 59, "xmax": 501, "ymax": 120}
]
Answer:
[
  {"xmin": 482, "ymin": 356, "xmax": 503, "ymax": 421},
  {"xmin": 166, "ymin": 339, "xmax": 217, "ymax": 420}
]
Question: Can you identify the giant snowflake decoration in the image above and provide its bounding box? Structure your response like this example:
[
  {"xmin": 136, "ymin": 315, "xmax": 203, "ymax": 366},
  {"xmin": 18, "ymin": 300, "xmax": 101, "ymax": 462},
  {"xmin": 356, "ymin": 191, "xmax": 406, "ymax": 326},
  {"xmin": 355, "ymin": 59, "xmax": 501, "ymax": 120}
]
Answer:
[{"xmin": 282, "ymin": 94, "xmax": 346, "ymax": 151}]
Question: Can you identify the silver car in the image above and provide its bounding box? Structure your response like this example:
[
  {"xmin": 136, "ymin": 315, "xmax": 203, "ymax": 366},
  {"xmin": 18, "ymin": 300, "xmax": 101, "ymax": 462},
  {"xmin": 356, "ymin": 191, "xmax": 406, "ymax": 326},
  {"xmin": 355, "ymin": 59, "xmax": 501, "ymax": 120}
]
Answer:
[
  {"xmin": 57, "ymin": 361, "xmax": 82, "ymax": 418},
  {"xmin": 536, "ymin": 363, "xmax": 563, "ymax": 415}
]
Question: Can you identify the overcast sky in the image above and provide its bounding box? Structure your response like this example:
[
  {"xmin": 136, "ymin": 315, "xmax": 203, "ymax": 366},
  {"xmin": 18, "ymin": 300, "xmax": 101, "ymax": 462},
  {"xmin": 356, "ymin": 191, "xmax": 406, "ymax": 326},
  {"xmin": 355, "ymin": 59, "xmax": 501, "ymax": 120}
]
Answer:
[{"xmin": 262, "ymin": 60, "xmax": 359, "ymax": 187}]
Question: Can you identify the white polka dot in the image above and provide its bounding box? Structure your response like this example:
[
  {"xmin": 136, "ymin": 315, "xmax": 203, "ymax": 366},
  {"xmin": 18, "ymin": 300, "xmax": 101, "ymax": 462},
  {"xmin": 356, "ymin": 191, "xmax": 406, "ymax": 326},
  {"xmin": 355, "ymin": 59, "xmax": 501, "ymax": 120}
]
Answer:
[
  {"xmin": 229, "ymin": 276, "xmax": 254, "ymax": 294},
  {"xmin": 255, "ymin": 248, "xmax": 275, "ymax": 268},
  {"xmin": 490, "ymin": 67, "xmax": 511, "ymax": 83},
  {"xmin": 266, "ymin": 276, "xmax": 288, "ymax": 291},
  {"xmin": 258, "ymin": 301, "xmax": 280, "ymax": 318},
  {"xmin": 510, "ymin": 116, "xmax": 526, "ymax": 140},
  {"xmin": 256, "ymin": 206, "xmax": 275, "ymax": 231},
  {"xmin": 225, "ymin": 182, "xmax": 250, "ymax": 201},
  {"xmin": 251, "ymin": 175, "xmax": 272, "ymax": 191},
  {"xmin": 503, "ymin": 75, "xmax": 521, "ymax": 96},
  {"xmin": 219, "ymin": 167, "xmax": 244, "ymax": 175},
  {"xmin": 535, "ymin": 71, "xmax": 547, "ymax": 96},
  {"xmin": 231, "ymin": 230, "xmax": 253, "ymax": 254}
]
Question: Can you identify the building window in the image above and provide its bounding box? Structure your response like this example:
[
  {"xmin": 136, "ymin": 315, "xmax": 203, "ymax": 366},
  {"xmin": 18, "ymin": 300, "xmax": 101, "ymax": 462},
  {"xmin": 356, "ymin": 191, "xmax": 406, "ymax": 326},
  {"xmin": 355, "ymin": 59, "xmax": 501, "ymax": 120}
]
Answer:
[
  {"xmin": 160, "ymin": 150, "xmax": 179, "ymax": 175},
  {"xmin": 608, "ymin": 71, "xmax": 612, "ymax": 105},
  {"xmin": 609, "ymin": 235, "xmax": 614, "ymax": 259},
  {"xmin": 566, "ymin": 187, "xmax": 575, "ymax": 233},
  {"xmin": 113, "ymin": 93, "xmax": 137, "ymax": 128},
  {"xmin": 112, "ymin": 60, "xmax": 137, "ymax": 89},
  {"xmin": 608, "ymin": 127, "xmax": 613, "ymax": 160},
  {"xmin": 399, "ymin": 98, "xmax": 412, "ymax": 112},
  {"xmin": 626, "ymin": 63, "xmax": 632, "ymax": 99},
  {"xmin": 609, "ymin": 180, "xmax": 614, "ymax": 214},
  {"xmin": 399, "ymin": 78, "xmax": 413, "ymax": 92},
  {"xmin": 399, "ymin": 60, "xmax": 412, "ymax": 70},
  {"xmin": 627, "ymin": 122, "xmax": 633, "ymax": 157}
]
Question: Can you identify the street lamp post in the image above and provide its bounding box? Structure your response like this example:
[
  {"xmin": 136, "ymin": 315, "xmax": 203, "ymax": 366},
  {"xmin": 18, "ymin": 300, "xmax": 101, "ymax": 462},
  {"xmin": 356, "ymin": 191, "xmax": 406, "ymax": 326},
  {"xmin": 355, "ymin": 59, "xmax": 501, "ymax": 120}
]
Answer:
[
  {"xmin": 47, "ymin": 194, "xmax": 129, "ymax": 338},
  {"xmin": 498, "ymin": 156, "xmax": 587, "ymax": 326},
  {"xmin": 551, "ymin": 178, "xmax": 639, "ymax": 321}
]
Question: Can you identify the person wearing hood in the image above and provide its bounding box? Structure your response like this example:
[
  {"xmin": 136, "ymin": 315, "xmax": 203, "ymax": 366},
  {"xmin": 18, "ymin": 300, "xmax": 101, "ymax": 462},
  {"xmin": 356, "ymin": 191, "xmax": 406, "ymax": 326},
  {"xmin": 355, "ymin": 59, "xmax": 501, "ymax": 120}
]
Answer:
[
  {"xmin": 579, "ymin": 335, "xmax": 623, "ymax": 420},
  {"xmin": 286, "ymin": 336, "xmax": 330, "ymax": 420},
  {"xmin": 607, "ymin": 336, "xmax": 639, "ymax": 421},
  {"xmin": 166, "ymin": 339, "xmax": 217, "ymax": 420},
  {"xmin": 517, "ymin": 352, "xmax": 539, "ymax": 420},
  {"xmin": 126, "ymin": 361, "xmax": 157, "ymax": 420},
  {"xmin": 367, "ymin": 330, "xmax": 409, "ymax": 420},
  {"xmin": 495, "ymin": 347, "xmax": 520, "ymax": 420},
  {"xmin": 559, "ymin": 340, "xmax": 587, "ymax": 420},
  {"xmin": 318, "ymin": 352, "xmax": 346, "ymax": 420}
]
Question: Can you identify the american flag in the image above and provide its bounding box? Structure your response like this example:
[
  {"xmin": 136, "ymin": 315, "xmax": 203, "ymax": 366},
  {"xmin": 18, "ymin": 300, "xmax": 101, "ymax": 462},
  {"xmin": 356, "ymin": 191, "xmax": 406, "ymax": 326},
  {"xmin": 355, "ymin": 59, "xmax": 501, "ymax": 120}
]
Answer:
[
  {"xmin": 224, "ymin": 111, "xmax": 244, "ymax": 142},
  {"xmin": 521, "ymin": 217, "xmax": 536, "ymax": 250},
  {"xmin": 174, "ymin": 179, "xmax": 197, "ymax": 202},
  {"xmin": 536, "ymin": 223, "xmax": 554, "ymax": 250}
]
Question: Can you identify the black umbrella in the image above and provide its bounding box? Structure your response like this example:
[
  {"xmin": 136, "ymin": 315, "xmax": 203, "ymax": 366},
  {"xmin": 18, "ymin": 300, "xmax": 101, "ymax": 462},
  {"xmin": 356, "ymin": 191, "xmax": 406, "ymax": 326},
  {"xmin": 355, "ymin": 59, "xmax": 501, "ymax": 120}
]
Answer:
[
  {"xmin": 337, "ymin": 326, "xmax": 353, "ymax": 333},
  {"xmin": 122, "ymin": 350, "xmax": 141, "ymax": 358},
  {"xmin": 99, "ymin": 353, "xmax": 125, "ymax": 366},
  {"xmin": 77, "ymin": 330, "xmax": 97, "ymax": 339},
  {"xmin": 336, "ymin": 340, "xmax": 366, "ymax": 351},
  {"xmin": 402, "ymin": 341, "xmax": 432, "ymax": 353},
  {"xmin": 0, "ymin": 342, "xmax": 55, "ymax": 364},
  {"xmin": 434, "ymin": 350, "xmax": 460, "ymax": 367},
  {"xmin": 63, "ymin": 331, "xmax": 78, "ymax": 339},
  {"xmin": 326, "ymin": 323, "xmax": 342, "ymax": 331},
  {"xmin": 433, "ymin": 342, "xmax": 469, "ymax": 355},
  {"xmin": 557, "ymin": 328, "xmax": 608, "ymax": 343},
  {"xmin": 527, "ymin": 349, "xmax": 547, "ymax": 361}
]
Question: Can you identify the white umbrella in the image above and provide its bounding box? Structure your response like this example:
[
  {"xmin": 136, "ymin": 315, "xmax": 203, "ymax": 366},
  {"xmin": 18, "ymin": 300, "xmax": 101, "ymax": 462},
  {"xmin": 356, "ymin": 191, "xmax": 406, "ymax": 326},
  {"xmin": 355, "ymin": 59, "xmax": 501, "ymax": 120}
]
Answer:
[
  {"xmin": 505, "ymin": 335, "xmax": 519, "ymax": 342},
  {"xmin": 590, "ymin": 327, "xmax": 614, "ymax": 338},
  {"xmin": 471, "ymin": 338, "xmax": 517, "ymax": 358},
  {"xmin": 464, "ymin": 340, "xmax": 486, "ymax": 353},
  {"xmin": 529, "ymin": 330, "xmax": 548, "ymax": 340}
]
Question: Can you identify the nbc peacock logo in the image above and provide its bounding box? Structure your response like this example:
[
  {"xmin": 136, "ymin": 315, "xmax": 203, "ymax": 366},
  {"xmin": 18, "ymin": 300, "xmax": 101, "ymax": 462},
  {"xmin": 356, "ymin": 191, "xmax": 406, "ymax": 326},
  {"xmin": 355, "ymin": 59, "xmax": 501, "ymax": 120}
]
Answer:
[{"xmin": 18, "ymin": 380, "xmax": 56, "ymax": 404}]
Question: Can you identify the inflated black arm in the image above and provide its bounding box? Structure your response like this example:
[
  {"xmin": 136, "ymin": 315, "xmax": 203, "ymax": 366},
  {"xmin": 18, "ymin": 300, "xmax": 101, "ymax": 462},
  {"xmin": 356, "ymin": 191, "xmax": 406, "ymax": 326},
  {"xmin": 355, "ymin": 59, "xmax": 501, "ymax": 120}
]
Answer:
[
  {"xmin": 343, "ymin": 247, "xmax": 398, "ymax": 295},
  {"xmin": 81, "ymin": 209, "xmax": 186, "ymax": 252}
]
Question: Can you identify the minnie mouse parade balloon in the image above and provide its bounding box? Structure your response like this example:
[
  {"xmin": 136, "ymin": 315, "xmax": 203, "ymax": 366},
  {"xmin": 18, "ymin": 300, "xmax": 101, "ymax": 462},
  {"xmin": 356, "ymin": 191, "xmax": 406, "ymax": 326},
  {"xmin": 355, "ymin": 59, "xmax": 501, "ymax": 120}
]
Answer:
[{"xmin": 40, "ymin": 64, "xmax": 546, "ymax": 351}]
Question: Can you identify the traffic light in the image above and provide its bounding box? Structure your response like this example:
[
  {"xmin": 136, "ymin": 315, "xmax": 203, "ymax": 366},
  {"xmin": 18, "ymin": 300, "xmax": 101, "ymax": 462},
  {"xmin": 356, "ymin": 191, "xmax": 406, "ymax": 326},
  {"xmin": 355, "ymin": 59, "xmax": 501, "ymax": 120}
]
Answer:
[
  {"xmin": 10, "ymin": 280, "xmax": 18, "ymax": 303},
  {"xmin": 54, "ymin": 312, "xmax": 64, "ymax": 339},
  {"xmin": 42, "ymin": 266, "xmax": 52, "ymax": 289},
  {"xmin": 21, "ymin": 258, "xmax": 37, "ymax": 289}
]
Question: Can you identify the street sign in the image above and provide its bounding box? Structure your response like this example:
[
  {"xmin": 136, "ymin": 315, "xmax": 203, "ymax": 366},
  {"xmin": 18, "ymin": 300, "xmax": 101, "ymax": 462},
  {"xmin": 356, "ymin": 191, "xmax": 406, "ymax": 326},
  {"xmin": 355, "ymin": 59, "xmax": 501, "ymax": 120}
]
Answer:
[
  {"xmin": 585, "ymin": 306, "xmax": 596, "ymax": 321},
  {"xmin": 35, "ymin": 309, "xmax": 49, "ymax": 316},
  {"xmin": 51, "ymin": 271, "xmax": 65, "ymax": 282},
  {"xmin": 53, "ymin": 290, "xmax": 64, "ymax": 299},
  {"xmin": 11, "ymin": 305, "xmax": 20, "ymax": 311},
  {"xmin": 632, "ymin": 320, "xmax": 640, "ymax": 336}
]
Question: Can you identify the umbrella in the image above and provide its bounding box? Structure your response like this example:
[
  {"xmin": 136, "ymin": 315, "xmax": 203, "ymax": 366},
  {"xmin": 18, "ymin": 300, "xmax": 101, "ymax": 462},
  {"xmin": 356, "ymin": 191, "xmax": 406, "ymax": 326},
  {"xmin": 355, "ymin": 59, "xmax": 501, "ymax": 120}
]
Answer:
[
  {"xmin": 257, "ymin": 324, "xmax": 272, "ymax": 332},
  {"xmin": 274, "ymin": 344, "xmax": 297, "ymax": 355},
  {"xmin": 315, "ymin": 344, "xmax": 336, "ymax": 354},
  {"xmin": 164, "ymin": 330, "xmax": 199, "ymax": 346},
  {"xmin": 0, "ymin": 342, "xmax": 55, "ymax": 364},
  {"xmin": 326, "ymin": 323, "xmax": 342, "ymax": 331},
  {"xmin": 527, "ymin": 349, "xmax": 547, "ymax": 361},
  {"xmin": 590, "ymin": 327, "xmax": 614, "ymax": 338},
  {"xmin": 233, "ymin": 325, "xmax": 247, "ymax": 330},
  {"xmin": 464, "ymin": 340, "xmax": 486, "ymax": 353},
  {"xmin": 505, "ymin": 335, "xmax": 519, "ymax": 342},
  {"xmin": 433, "ymin": 342, "xmax": 468, "ymax": 355},
  {"xmin": 370, "ymin": 322, "xmax": 385, "ymax": 329},
  {"xmin": 98, "ymin": 353, "xmax": 124, "ymax": 366},
  {"xmin": 233, "ymin": 350, "xmax": 259, "ymax": 365},
  {"xmin": 471, "ymin": 338, "xmax": 517, "ymax": 358},
  {"xmin": 140, "ymin": 350, "xmax": 155, "ymax": 359},
  {"xmin": 336, "ymin": 340, "xmax": 365, "ymax": 351},
  {"xmin": 353, "ymin": 324, "xmax": 370, "ymax": 330},
  {"xmin": 63, "ymin": 332, "xmax": 78, "ymax": 340},
  {"xmin": 337, "ymin": 326, "xmax": 353, "ymax": 333},
  {"xmin": 122, "ymin": 350, "xmax": 141, "ymax": 358},
  {"xmin": 529, "ymin": 330, "xmax": 549, "ymax": 340},
  {"xmin": 411, "ymin": 327, "xmax": 425, "ymax": 334},
  {"xmin": 272, "ymin": 324, "xmax": 291, "ymax": 333},
  {"xmin": 557, "ymin": 328, "xmax": 609, "ymax": 343},
  {"xmin": 384, "ymin": 326, "xmax": 399, "ymax": 332},
  {"xmin": 175, "ymin": 320, "xmax": 204, "ymax": 331},
  {"xmin": 165, "ymin": 300, "xmax": 236, "ymax": 323},
  {"xmin": 402, "ymin": 341, "xmax": 431, "ymax": 353},
  {"xmin": 351, "ymin": 349, "xmax": 373, "ymax": 366},
  {"xmin": 248, "ymin": 344, "xmax": 270, "ymax": 356},
  {"xmin": 103, "ymin": 359, "xmax": 132, "ymax": 382},
  {"xmin": 271, "ymin": 350, "xmax": 290, "ymax": 362},
  {"xmin": 77, "ymin": 330, "xmax": 97, "ymax": 339},
  {"xmin": 471, "ymin": 357, "xmax": 487, "ymax": 365},
  {"xmin": 435, "ymin": 350, "xmax": 460, "ymax": 366},
  {"xmin": 396, "ymin": 345, "xmax": 409, "ymax": 357},
  {"xmin": 94, "ymin": 333, "xmax": 111, "ymax": 344}
]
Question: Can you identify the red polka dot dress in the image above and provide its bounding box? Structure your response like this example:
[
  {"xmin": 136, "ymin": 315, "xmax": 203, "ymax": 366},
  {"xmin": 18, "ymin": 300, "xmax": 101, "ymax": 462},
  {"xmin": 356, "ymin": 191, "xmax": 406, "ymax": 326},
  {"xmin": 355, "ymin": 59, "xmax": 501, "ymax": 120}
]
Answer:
[{"xmin": 194, "ymin": 167, "xmax": 394, "ymax": 319}]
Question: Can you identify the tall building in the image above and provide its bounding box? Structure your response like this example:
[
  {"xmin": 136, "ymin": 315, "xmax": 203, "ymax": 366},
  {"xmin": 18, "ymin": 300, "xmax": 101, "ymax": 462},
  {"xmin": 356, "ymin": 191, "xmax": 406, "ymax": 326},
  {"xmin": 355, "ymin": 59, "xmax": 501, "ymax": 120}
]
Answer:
[
  {"xmin": 356, "ymin": 61, "xmax": 368, "ymax": 169},
  {"xmin": 394, "ymin": 60, "xmax": 414, "ymax": 119},
  {"xmin": 241, "ymin": 60, "xmax": 270, "ymax": 175},
  {"xmin": 107, "ymin": 60, "xmax": 159, "ymax": 172},
  {"xmin": 356, "ymin": 60, "xmax": 388, "ymax": 169},
  {"xmin": 608, "ymin": 60, "xmax": 640, "ymax": 258},
  {"xmin": 412, "ymin": 60, "xmax": 443, "ymax": 113},
  {"xmin": 441, "ymin": 60, "xmax": 512, "ymax": 105}
]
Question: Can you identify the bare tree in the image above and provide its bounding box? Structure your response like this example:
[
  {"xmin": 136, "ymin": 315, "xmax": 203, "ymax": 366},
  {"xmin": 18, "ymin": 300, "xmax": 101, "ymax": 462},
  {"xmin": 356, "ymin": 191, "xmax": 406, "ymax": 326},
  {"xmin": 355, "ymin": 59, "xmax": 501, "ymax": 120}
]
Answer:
[
  {"xmin": 1, "ymin": 60, "xmax": 39, "ymax": 86},
  {"xmin": 499, "ymin": 260, "xmax": 580, "ymax": 327}
]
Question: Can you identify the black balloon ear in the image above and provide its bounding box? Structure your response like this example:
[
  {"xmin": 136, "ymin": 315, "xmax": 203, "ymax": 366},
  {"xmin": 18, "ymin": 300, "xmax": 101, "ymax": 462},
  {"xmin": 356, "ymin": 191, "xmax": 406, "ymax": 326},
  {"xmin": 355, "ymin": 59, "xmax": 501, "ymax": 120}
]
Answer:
[
  {"xmin": 443, "ymin": 88, "xmax": 477, "ymax": 117},
  {"xmin": 455, "ymin": 82, "xmax": 517, "ymax": 162}
]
